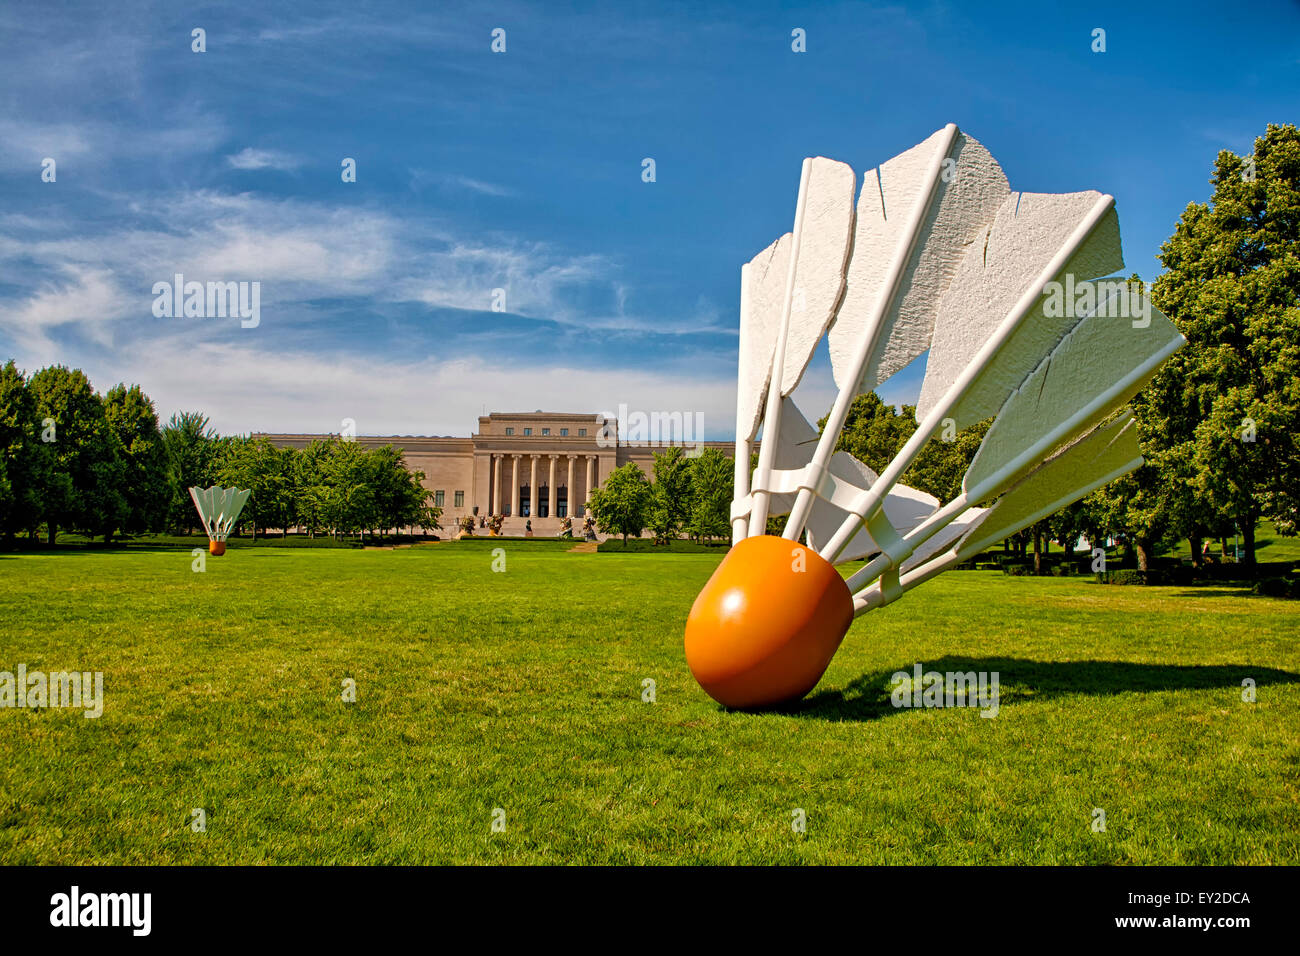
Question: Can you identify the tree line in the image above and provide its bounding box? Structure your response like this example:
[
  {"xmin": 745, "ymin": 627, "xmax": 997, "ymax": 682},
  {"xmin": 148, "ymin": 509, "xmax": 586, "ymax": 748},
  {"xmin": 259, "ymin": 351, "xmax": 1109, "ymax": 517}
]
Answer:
[
  {"xmin": 587, "ymin": 446, "xmax": 734, "ymax": 544},
  {"xmin": 0, "ymin": 364, "xmax": 440, "ymax": 545}
]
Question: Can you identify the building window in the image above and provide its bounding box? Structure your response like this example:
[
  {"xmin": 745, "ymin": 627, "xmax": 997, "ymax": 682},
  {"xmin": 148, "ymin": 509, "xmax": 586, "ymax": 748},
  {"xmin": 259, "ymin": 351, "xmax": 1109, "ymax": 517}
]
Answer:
[
  {"xmin": 434, "ymin": 490, "xmax": 445, "ymax": 507},
  {"xmin": 524, "ymin": 427, "xmax": 532, "ymax": 436},
  {"xmin": 541, "ymin": 428, "xmax": 550, "ymax": 435},
  {"xmin": 454, "ymin": 491, "xmax": 464, "ymax": 508},
  {"xmin": 505, "ymin": 427, "xmax": 514, "ymax": 436},
  {"xmin": 578, "ymin": 428, "xmax": 587, "ymax": 437},
  {"xmin": 560, "ymin": 428, "xmax": 568, "ymax": 436}
]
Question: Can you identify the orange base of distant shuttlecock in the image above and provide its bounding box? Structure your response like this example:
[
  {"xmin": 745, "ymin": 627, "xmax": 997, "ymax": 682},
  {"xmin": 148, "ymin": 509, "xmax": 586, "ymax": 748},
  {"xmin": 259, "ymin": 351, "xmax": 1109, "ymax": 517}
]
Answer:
[
  {"xmin": 208, "ymin": 540, "xmax": 226, "ymax": 556},
  {"xmin": 685, "ymin": 535, "xmax": 853, "ymax": 710}
]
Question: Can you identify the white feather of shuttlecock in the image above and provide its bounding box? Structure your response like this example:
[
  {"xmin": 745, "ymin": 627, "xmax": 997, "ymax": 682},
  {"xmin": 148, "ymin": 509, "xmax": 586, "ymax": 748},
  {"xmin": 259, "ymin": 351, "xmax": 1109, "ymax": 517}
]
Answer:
[
  {"xmin": 189, "ymin": 485, "xmax": 251, "ymax": 543},
  {"xmin": 729, "ymin": 124, "xmax": 1185, "ymax": 618}
]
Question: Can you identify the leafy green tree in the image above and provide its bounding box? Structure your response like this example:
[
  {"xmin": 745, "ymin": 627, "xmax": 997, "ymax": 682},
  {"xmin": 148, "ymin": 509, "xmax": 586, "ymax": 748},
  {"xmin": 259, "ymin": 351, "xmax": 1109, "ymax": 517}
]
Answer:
[
  {"xmin": 0, "ymin": 361, "xmax": 55, "ymax": 543},
  {"xmin": 162, "ymin": 412, "xmax": 222, "ymax": 532},
  {"xmin": 827, "ymin": 393, "xmax": 913, "ymax": 477},
  {"xmin": 647, "ymin": 446, "xmax": 692, "ymax": 542},
  {"xmin": 1091, "ymin": 463, "xmax": 1184, "ymax": 572},
  {"xmin": 827, "ymin": 392, "xmax": 991, "ymax": 503},
  {"xmin": 103, "ymin": 384, "xmax": 169, "ymax": 535},
  {"xmin": 318, "ymin": 439, "xmax": 374, "ymax": 537},
  {"xmin": 282, "ymin": 439, "xmax": 438, "ymax": 539},
  {"xmin": 686, "ymin": 447, "xmax": 732, "ymax": 543},
  {"xmin": 364, "ymin": 444, "xmax": 439, "ymax": 534},
  {"xmin": 1148, "ymin": 123, "xmax": 1300, "ymax": 563},
  {"xmin": 293, "ymin": 437, "xmax": 336, "ymax": 536},
  {"xmin": 588, "ymin": 462, "xmax": 651, "ymax": 544},
  {"xmin": 27, "ymin": 365, "xmax": 125, "ymax": 543},
  {"xmin": 1048, "ymin": 493, "xmax": 1111, "ymax": 563},
  {"xmin": 217, "ymin": 436, "xmax": 295, "ymax": 539}
]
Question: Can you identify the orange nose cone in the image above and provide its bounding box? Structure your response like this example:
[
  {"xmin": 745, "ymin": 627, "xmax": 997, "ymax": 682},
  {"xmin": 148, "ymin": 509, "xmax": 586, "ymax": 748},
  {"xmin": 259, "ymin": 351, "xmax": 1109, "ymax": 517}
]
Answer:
[
  {"xmin": 208, "ymin": 540, "xmax": 226, "ymax": 556},
  {"xmin": 685, "ymin": 535, "xmax": 853, "ymax": 710}
]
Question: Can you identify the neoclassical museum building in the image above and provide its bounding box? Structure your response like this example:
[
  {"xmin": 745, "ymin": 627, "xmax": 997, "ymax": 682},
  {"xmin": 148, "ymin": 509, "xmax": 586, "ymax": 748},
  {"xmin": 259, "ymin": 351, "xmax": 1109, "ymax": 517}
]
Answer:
[{"xmin": 259, "ymin": 411, "xmax": 738, "ymax": 536}]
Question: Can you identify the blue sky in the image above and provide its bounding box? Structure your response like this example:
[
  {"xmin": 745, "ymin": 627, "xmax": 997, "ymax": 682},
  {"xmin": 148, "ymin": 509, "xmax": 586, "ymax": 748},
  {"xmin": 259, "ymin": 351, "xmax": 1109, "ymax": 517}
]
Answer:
[{"xmin": 0, "ymin": 0, "xmax": 1296, "ymax": 438}]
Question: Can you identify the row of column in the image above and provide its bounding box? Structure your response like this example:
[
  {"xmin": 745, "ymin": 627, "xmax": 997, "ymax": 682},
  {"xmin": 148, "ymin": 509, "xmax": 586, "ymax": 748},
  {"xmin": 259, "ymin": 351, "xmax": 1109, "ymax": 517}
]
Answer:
[{"xmin": 489, "ymin": 453, "xmax": 599, "ymax": 517}]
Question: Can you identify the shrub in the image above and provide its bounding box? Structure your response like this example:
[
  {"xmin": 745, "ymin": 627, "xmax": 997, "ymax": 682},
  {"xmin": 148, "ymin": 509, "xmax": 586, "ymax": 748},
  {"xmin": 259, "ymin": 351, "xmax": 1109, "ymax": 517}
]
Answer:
[
  {"xmin": 1096, "ymin": 569, "xmax": 1147, "ymax": 586},
  {"xmin": 1253, "ymin": 577, "xmax": 1299, "ymax": 599}
]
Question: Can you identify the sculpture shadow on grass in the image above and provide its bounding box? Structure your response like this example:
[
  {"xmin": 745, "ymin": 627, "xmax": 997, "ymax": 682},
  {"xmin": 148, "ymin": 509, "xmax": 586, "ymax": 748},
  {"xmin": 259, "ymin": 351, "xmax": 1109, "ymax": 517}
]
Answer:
[{"xmin": 775, "ymin": 656, "xmax": 1300, "ymax": 722}]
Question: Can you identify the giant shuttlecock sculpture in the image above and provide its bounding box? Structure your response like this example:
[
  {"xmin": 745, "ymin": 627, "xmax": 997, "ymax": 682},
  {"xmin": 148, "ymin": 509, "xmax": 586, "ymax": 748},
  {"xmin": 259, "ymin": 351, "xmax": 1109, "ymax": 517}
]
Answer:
[
  {"xmin": 189, "ymin": 485, "xmax": 251, "ymax": 556},
  {"xmin": 685, "ymin": 124, "xmax": 1186, "ymax": 710}
]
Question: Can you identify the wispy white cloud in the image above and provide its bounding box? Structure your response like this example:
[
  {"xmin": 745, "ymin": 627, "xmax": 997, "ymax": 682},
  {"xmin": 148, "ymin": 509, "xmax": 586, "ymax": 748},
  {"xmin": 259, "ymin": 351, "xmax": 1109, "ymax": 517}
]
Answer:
[
  {"xmin": 0, "ymin": 114, "xmax": 227, "ymax": 172},
  {"xmin": 447, "ymin": 175, "xmax": 513, "ymax": 197},
  {"xmin": 1, "ymin": 191, "xmax": 394, "ymax": 294},
  {"xmin": 406, "ymin": 168, "xmax": 516, "ymax": 198},
  {"xmin": 226, "ymin": 147, "xmax": 302, "ymax": 171},
  {"xmin": 7, "ymin": 266, "xmax": 129, "ymax": 352},
  {"xmin": 0, "ymin": 186, "xmax": 722, "ymax": 360},
  {"xmin": 0, "ymin": 120, "xmax": 93, "ymax": 167}
]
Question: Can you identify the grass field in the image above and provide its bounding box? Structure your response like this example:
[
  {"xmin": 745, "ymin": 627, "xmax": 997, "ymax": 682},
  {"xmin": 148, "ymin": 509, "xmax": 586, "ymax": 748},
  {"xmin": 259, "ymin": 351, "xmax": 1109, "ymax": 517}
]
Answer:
[{"xmin": 1, "ymin": 540, "xmax": 1298, "ymax": 864}]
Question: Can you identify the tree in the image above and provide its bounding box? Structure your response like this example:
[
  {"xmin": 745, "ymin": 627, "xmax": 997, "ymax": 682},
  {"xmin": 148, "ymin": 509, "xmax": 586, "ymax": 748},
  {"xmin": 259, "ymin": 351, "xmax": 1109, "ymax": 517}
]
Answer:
[
  {"xmin": 826, "ymin": 392, "xmax": 991, "ymax": 503},
  {"xmin": 1048, "ymin": 494, "xmax": 1110, "ymax": 564},
  {"xmin": 1148, "ymin": 123, "xmax": 1300, "ymax": 563},
  {"xmin": 162, "ymin": 411, "xmax": 222, "ymax": 533},
  {"xmin": 1091, "ymin": 461, "xmax": 1185, "ymax": 572},
  {"xmin": 27, "ymin": 365, "xmax": 125, "ymax": 544},
  {"xmin": 647, "ymin": 446, "xmax": 692, "ymax": 543},
  {"xmin": 293, "ymin": 437, "xmax": 336, "ymax": 536},
  {"xmin": 686, "ymin": 447, "xmax": 732, "ymax": 543},
  {"xmin": 317, "ymin": 439, "xmax": 374, "ymax": 538},
  {"xmin": 217, "ymin": 436, "xmax": 294, "ymax": 539},
  {"xmin": 587, "ymin": 462, "xmax": 651, "ymax": 544},
  {"xmin": 0, "ymin": 361, "xmax": 55, "ymax": 543},
  {"xmin": 826, "ymin": 393, "xmax": 913, "ymax": 478},
  {"xmin": 103, "ymin": 384, "xmax": 169, "ymax": 536},
  {"xmin": 364, "ymin": 444, "xmax": 440, "ymax": 534}
]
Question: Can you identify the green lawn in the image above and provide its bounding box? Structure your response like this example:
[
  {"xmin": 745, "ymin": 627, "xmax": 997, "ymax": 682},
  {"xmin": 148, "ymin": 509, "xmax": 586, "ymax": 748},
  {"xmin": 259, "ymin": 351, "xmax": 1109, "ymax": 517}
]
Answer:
[{"xmin": 1, "ymin": 542, "xmax": 1297, "ymax": 864}]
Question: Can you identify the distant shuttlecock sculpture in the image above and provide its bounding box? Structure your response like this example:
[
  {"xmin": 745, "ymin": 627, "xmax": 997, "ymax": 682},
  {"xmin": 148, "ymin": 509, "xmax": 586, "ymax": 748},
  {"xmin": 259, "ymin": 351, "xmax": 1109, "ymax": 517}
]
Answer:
[
  {"xmin": 685, "ymin": 124, "xmax": 1186, "ymax": 710},
  {"xmin": 189, "ymin": 485, "xmax": 251, "ymax": 556}
]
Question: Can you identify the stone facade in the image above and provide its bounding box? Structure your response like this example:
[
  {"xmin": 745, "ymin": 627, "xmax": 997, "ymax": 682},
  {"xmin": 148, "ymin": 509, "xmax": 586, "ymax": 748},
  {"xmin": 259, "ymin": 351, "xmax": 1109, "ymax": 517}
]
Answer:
[{"xmin": 257, "ymin": 411, "xmax": 739, "ymax": 537}]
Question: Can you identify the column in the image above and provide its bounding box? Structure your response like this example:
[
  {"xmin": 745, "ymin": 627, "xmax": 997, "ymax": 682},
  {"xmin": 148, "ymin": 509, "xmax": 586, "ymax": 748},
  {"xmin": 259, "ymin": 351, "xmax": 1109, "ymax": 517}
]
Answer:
[
  {"xmin": 585, "ymin": 456, "xmax": 596, "ymax": 504},
  {"xmin": 548, "ymin": 456, "xmax": 557, "ymax": 518},
  {"xmin": 529, "ymin": 456, "xmax": 538, "ymax": 518},
  {"xmin": 566, "ymin": 456, "xmax": 575, "ymax": 517},
  {"xmin": 511, "ymin": 455, "xmax": 520, "ymax": 516},
  {"xmin": 492, "ymin": 455, "xmax": 501, "ymax": 515}
]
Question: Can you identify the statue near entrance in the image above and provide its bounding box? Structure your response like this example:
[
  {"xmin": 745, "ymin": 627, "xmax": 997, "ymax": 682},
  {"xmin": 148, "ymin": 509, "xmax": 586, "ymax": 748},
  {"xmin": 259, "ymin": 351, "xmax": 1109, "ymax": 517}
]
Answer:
[
  {"xmin": 487, "ymin": 514, "xmax": 504, "ymax": 536},
  {"xmin": 559, "ymin": 515, "xmax": 573, "ymax": 538},
  {"xmin": 582, "ymin": 516, "xmax": 597, "ymax": 542}
]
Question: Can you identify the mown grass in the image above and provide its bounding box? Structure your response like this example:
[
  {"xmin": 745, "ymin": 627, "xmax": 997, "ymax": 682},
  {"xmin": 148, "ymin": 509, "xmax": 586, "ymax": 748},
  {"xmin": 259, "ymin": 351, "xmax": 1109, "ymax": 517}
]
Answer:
[{"xmin": 1, "ymin": 543, "xmax": 1297, "ymax": 864}]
